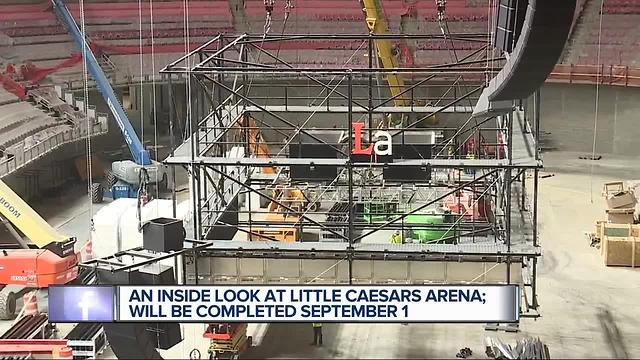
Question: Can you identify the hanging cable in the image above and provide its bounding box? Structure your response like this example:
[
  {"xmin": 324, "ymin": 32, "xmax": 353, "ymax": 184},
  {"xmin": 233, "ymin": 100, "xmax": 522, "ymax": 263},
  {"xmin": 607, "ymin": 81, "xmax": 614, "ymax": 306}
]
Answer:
[
  {"xmin": 486, "ymin": 0, "xmax": 495, "ymax": 86},
  {"xmin": 150, "ymin": 0, "xmax": 160, "ymax": 198},
  {"xmin": 79, "ymin": 0, "xmax": 94, "ymax": 235},
  {"xmin": 284, "ymin": 0, "xmax": 294, "ymax": 21},
  {"xmin": 275, "ymin": 0, "xmax": 294, "ymax": 59},
  {"xmin": 264, "ymin": 0, "xmax": 275, "ymax": 34},
  {"xmin": 242, "ymin": 0, "xmax": 280, "ymax": 114},
  {"xmin": 273, "ymin": 41, "xmax": 368, "ymax": 158},
  {"xmin": 183, "ymin": 0, "xmax": 192, "ymax": 143},
  {"xmin": 135, "ymin": 0, "xmax": 150, "ymax": 229},
  {"xmin": 138, "ymin": 0, "xmax": 145, "ymax": 156},
  {"xmin": 589, "ymin": 0, "xmax": 605, "ymax": 203}
]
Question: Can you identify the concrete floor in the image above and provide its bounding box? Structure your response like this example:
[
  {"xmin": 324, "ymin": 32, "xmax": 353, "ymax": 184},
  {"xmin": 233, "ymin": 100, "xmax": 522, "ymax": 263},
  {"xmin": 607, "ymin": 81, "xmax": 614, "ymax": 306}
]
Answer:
[
  {"xmin": 161, "ymin": 151, "xmax": 640, "ymax": 359},
  {"xmin": 2, "ymin": 151, "xmax": 640, "ymax": 358}
]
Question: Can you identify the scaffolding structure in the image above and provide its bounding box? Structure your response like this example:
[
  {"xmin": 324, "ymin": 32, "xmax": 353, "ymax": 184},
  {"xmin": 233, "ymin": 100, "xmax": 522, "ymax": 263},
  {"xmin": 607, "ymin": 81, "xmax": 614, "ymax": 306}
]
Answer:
[{"xmin": 141, "ymin": 33, "xmax": 542, "ymax": 316}]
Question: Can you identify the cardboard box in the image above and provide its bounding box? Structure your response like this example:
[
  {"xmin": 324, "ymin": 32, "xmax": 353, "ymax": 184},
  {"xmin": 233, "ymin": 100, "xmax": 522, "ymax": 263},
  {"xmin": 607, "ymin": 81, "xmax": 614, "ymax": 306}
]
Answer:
[
  {"xmin": 603, "ymin": 181, "xmax": 625, "ymax": 197},
  {"xmin": 606, "ymin": 208, "xmax": 636, "ymax": 224},
  {"xmin": 602, "ymin": 236, "xmax": 640, "ymax": 267},
  {"xmin": 606, "ymin": 190, "xmax": 637, "ymax": 209}
]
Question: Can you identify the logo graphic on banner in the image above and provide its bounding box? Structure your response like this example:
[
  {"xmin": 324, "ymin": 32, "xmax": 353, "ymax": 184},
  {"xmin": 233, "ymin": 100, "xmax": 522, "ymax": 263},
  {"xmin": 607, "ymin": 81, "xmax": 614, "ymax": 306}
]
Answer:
[
  {"xmin": 49, "ymin": 286, "xmax": 114, "ymax": 322},
  {"xmin": 351, "ymin": 123, "xmax": 393, "ymax": 156}
]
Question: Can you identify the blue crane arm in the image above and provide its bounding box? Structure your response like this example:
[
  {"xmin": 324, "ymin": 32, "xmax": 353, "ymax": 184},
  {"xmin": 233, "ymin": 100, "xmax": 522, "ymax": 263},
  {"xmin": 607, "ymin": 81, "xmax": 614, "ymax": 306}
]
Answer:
[{"xmin": 51, "ymin": 0, "xmax": 151, "ymax": 166}]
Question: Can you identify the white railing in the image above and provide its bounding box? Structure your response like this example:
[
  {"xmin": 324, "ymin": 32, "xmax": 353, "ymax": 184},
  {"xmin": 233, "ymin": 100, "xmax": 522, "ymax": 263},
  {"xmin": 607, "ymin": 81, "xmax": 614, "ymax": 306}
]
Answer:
[{"xmin": 64, "ymin": 72, "xmax": 175, "ymax": 90}]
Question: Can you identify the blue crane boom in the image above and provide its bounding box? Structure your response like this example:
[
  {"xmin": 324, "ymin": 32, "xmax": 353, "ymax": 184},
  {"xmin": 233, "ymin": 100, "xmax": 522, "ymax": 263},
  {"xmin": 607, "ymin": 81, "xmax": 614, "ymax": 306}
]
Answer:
[{"xmin": 51, "ymin": 0, "xmax": 151, "ymax": 166}]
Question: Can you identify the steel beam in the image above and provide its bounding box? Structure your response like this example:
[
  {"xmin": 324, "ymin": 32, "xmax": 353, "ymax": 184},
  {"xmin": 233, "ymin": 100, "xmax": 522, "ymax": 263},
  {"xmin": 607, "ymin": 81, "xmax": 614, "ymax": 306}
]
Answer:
[{"xmin": 165, "ymin": 156, "xmax": 540, "ymax": 168}]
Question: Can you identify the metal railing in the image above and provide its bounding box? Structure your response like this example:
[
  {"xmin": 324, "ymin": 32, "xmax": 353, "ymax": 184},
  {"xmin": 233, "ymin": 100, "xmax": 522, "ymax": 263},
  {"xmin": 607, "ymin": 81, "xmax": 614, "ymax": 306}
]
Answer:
[
  {"xmin": 0, "ymin": 117, "xmax": 108, "ymax": 178},
  {"xmin": 549, "ymin": 63, "xmax": 640, "ymax": 87},
  {"xmin": 244, "ymin": 82, "xmax": 481, "ymax": 110},
  {"xmin": 64, "ymin": 72, "xmax": 171, "ymax": 90},
  {"xmin": 198, "ymin": 92, "xmax": 244, "ymax": 157}
]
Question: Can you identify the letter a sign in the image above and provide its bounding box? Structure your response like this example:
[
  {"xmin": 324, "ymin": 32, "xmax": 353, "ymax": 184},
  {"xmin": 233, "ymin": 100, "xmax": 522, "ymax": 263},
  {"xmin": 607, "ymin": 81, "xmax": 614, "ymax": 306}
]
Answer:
[{"xmin": 351, "ymin": 123, "xmax": 392, "ymax": 157}]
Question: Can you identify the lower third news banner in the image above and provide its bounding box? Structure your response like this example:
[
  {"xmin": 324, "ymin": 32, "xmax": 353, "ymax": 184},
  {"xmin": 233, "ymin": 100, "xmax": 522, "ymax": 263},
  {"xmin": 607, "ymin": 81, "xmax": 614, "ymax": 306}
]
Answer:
[{"xmin": 114, "ymin": 285, "xmax": 519, "ymax": 323}]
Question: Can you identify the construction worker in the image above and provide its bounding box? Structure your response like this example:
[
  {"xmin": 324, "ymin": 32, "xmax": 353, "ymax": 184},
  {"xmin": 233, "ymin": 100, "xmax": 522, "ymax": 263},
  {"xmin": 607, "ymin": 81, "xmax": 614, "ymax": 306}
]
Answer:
[
  {"xmin": 311, "ymin": 323, "xmax": 323, "ymax": 346},
  {"xmin": 390, "ymin": 230, "xmax": 402, "ymax": 244}
]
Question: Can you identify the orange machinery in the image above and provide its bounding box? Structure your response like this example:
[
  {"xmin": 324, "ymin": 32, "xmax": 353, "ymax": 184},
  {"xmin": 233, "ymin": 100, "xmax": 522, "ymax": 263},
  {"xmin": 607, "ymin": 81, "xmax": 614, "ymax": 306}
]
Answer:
[
  {"xmin": 246, "ymin": 213, "xmax": 301, "ymax": 242},
  {"xmin": 0, "ymin": 249, "xmax": 78, "ymax": 288},
  {"xmin": 0, "ymin": 179, "xmax": 78, "ymax": 319},
  {"xmin": 237, "ymin": 116, "xmax": 318, "ymax": 242},
  {"xmin": 203, "ymin": 323, "xmax": 252, "ymax": 360}
]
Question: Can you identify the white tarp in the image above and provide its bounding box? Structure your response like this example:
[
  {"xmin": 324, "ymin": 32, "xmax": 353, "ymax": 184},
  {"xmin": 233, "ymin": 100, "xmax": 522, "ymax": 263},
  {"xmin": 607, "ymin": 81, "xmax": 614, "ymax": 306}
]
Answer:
[{"xmin": 92, "ymin": 198, "xmax": 191, "ymax": 258}]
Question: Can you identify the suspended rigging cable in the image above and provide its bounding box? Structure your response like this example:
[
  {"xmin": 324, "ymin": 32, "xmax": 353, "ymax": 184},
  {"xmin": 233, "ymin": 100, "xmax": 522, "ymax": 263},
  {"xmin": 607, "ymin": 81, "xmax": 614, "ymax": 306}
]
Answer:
[
  {"xmin": 136, "ymin": 0, "xmax": 149, "ymax": 231},
  {"xmin": 139, "ymin": 0, "xmax": 145, "ymax": 153},
  {"xmin": 589, "ymin": 0, "xmax": 605, "ymax": 203},
  {"xmin": 437, "ymin": 5, "xmax": 478, "ymax": 113},
  {"xmin": 183, "ymin": 0, "xmax": 200, "ymax": 240},
  {"xmin": 275, "ymin": 0, "xmax": 294, "ymax": 59},
  {"xmin": 150, "ymin": 0, "xmax": 160, "ymax": 197},
  {"xmin": 486, "ymin": 0, "xmax": 496, "ymax": 86},
  {"xmin": 247, "ymin": 0, "xmax": 281, "ymax": 96},
  {"xmin": 241, "ymin": 1, "xmax": 294, "ymax": 142},
  {"xmin": 183, "ymin": 0, "xmax": 192, "ymax": 143},
  {"xmin": 273, "ymin": 41, "xmax": 368, "ymax": 158},
  {"xmin": 79, "ymin": 0, "xmax": 93, "ymax": 231}
]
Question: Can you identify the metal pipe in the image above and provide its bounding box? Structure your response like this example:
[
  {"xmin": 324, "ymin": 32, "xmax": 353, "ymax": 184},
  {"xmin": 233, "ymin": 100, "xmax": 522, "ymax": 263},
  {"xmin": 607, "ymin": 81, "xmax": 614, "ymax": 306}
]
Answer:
[
  {"xmin": 204, "ymin": 75, "xmax": 348, "ymax": 156},
  {"xmin": 246, "ymin": 42, "xmax": 369, "ymax": 110},
  {"xmin": 167, "ymin": 74, "xmax": 177, "ymax": 218},
  {"xmin": 206, "ymin": 165, "xmax": 349, "ymax": 241},
  {"xmin": 347, "ymin": 71, "xmax": 355, "ymax": 284},
  {"xmin": 188, "ymin": 67, "xmax": 501, "ymax": 75},
  {"xmin": 353, "ymin": 170, "xmax": 498, "ymax": 241},
  {"xmin": 505, "ymin": 111, "xmax": 514, "ymax": 284},
  {"xmin": 398, "ymin": 85, "xmax": 483, "ymax": 136}
]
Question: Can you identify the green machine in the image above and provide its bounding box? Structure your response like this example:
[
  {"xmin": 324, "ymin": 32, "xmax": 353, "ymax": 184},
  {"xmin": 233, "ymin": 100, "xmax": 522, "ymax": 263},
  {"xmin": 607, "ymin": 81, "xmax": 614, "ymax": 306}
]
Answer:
[
  {"xmin": 363, "ymin": 201, "xmax": 459, "ymax": 243},
  {"xmin": 405, "ymin": 214, "xmax": 458, "ymax": 243},
  {"xmin": 363, "ymin": 202, "xmax": 398, "ymax": 223}
]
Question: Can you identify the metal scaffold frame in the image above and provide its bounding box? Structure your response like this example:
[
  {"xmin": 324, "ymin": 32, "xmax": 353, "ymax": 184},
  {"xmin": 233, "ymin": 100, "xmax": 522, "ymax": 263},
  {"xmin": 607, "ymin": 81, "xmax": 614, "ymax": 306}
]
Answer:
[{"xmin": 132, "ymin": 33, "xmax": 542, "ymax": 316}]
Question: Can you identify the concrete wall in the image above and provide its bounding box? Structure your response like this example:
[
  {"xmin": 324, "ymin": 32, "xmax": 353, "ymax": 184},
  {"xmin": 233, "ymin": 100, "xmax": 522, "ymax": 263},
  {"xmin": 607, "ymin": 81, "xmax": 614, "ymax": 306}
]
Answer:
[{"xmin": 539, "ymin": 83, "xmax": 640, "ymax": 155}]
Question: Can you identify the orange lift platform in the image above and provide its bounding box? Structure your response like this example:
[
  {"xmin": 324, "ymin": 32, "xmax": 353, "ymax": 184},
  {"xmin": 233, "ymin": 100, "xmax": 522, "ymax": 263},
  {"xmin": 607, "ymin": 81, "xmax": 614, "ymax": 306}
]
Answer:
[{"xmin": 203, "ymin": 323, "xmax": 252, "ymax": 360}]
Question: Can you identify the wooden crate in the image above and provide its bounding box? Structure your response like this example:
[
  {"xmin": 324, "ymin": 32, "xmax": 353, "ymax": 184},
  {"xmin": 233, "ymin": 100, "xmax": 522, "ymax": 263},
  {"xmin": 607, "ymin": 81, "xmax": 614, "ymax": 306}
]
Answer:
[
  {"xmin": 606, "ymin": 208, "xmax": 635, "ymax": 224},
  {"xmin": 247, "ymin": 227, "xmax": 298, "ymax": 242},
  {"xmin": 594, "ymin": 220, "xmax": 606, "ymax": 240},
  {"xmin": 602, "ymin": 236, "xmax": 640, "ymax": 267}
]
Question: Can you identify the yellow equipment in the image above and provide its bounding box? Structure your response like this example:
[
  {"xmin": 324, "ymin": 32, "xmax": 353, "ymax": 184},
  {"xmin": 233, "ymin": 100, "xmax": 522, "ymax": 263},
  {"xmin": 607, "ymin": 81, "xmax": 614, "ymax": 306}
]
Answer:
[
  {"xmin": 247, "ymin": 213, "xmax": 300, "ymax": 242},
  {"xmin": 0, "ymin": 179, "xmax": 77, "ymax": 319},
  {"xmin": 237, "ymin": 116, "xmax": 318, "ymax": 242},
  {"xmin": 360, "ymin": 0, "xmax": 437, "ymax": 127},
  {"xmin": 361, "ymin": 0, "xmax": 409, "ymax": 109},
  {"xmin": 268, "ymin": 186, "xmax": 319, "ymax": 214},
  {"xmin": 238, "ymin": 116, "xmax": 275, "ymax": 175},
  {"xmin": 0, "ymin": 180, "xmax": 71, "ymax": 248}
]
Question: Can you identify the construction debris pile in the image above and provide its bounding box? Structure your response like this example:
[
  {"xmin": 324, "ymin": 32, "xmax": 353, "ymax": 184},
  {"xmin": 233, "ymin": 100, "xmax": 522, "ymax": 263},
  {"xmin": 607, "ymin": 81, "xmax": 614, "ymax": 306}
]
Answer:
[
  {"xmin": 590, "ymin": 181, "xmax": 640, "ymax": 267},
  {"xmin": 484, "ymin": 336, "xmax": 550, "ymax": 360}
]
